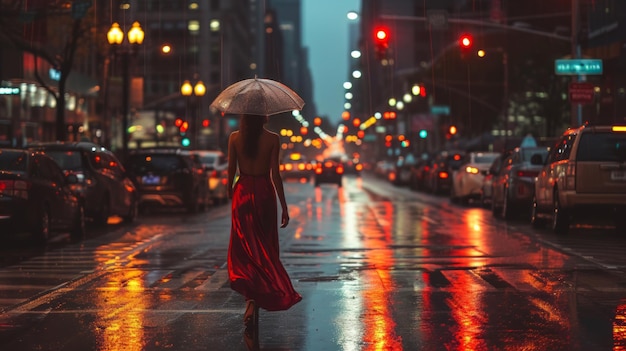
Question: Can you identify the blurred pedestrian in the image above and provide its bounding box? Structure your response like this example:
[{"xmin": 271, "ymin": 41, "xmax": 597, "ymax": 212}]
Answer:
[{"xmin": 226, "ymin": 114, "xmax": 302, "ymax": 336}]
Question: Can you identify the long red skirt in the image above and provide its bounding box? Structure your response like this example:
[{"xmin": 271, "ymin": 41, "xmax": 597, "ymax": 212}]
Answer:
[{"xmin": 228, "ymin": 174, "xmax": 302, "ymax": 311}]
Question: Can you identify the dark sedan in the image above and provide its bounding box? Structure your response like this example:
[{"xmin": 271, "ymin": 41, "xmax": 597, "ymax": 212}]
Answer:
[
  {"xmin": 491, "ymin": 146, "xmax": 550, "ymax": 219},
  {"xmin": 314, "ymin": 157, "xmax": 344, "ymax": 187},
  {"xmin": 125, "ymin": 148, "xmax": 210, "ymax": 213},
  {"xmin": 0, "ymin": 149, "xmax": 85, "ymax": 243},
  {"xmin": 29, "ymin": 141, "xmax": 138, "ymax": 226}
]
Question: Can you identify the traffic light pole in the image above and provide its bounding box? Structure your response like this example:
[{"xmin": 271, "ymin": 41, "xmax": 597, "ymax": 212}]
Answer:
[{"xmin": 380, "ymin": 14, "xmax": 570, "ymax": 42}]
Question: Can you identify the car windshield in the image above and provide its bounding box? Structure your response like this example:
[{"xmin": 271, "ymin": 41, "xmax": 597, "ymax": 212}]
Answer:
[
  {"xmin": 198, "ymin": 155, "xmax": 217, "ymax": 165},
  {"xmin": 45, "ymin": 150, "xmax": 83, "ymax": 171},
  {"xmin": 576, "ymin": 132, "xmax": 626, "ymax": 162},
  {"xmin": 475, "ymin": 154, "xmax": 499, "ymax": 164},
  {"xmin": 520, "ymin": 148, "xmax": 549, "ymax": 162},
  {"xmin": 0, "ymin": 151, "xmax": 27, "ymax": 172},
  {"xmin": 127, "ymin": 154, "xmax": 184, "ymax": 173}
]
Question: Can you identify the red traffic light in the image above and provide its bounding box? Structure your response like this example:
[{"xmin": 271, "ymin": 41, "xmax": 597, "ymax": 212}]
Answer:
[
  {"xmin": 180, "ymin": 121, "xmax": 189, "ymax": 133},
  {"xmin": 459, "ymin": 33, "xmax": 473, "ymax": 50},
  {"xmin": 175, "ymin": 118, "xmax": 183, "ymax": 127},
  {"xmin": 373, "ymin": 26, "xmax": 390, "ymax": 61},
  {"xmin": 375, "ymin": 28, "xmax": 389, "ymax": 43}
]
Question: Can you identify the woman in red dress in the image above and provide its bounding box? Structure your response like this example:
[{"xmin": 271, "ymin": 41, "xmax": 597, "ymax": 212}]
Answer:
[{"xmin": 227, "ymin": 114, "xmax": 302, "ymax": 331}]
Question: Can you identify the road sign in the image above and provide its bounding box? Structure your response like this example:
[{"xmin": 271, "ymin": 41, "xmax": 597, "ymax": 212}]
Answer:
[
  {"xmin": 430, "ymin": 105, "xmax": 450, "ymax": 115},
  {"xmin": 569, "ymin": 82, "xmax": 595, "ymax": 104},
  {"xmin": 555, "ymin": 59, "xmax": 603, "ymax": 75}
]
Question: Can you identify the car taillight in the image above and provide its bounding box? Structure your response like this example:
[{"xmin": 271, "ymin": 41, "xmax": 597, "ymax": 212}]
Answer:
[
  {"xmin": 336, "ymin": 166, "xmax": 344, "ymax": 174},
  {"xmin": 315, "ymin": 167, "xmax": 322, "ymax": 174},
  {"xmin": 298, "ymin": 163, "xmax": 306, "ymax": 171},
  {"xmin": 0, "ymin": 180, "xmax": 30, "ymax": 200},
  {"xmin": 210, "ymin": 170, "xmax": 219, "ymax": 178},
  {"xmin": 356, "ymin": 164, "xmax": 363, "ymax": 171},
  {"xmin": 279, "ymin": 165, "xmax": 285, "ymax": 171},
  {"xmin": 565, "ymin": 162, "xmax": 576, "ymax": 190},
  {"xmin": 517, "ymin": 170, "xmax": 539, "ymax": 178},
  {"xmin": 438, "ymin": 171, "xmax": 449, "ymax": 179}
]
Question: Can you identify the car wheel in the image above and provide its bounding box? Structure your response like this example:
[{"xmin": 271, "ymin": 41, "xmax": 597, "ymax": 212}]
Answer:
[
  {"xmin": 122, "ymin": 198, "xmax": 138, "ymax": 223},
  {"xmin": 449, "ymin": 185, "xmax": 458, "ymax": 204},
  {"xmin": 502, "ymin": 188, "xmax": 513, "ymax": 220},
  {"xmin": 552, "ymin": 189, "xmax": 569, "ymax": 235},
  {"xmin": 491, "ymin": 194, "xmax": 501, "ymax": 218},
  {"xmin": 32, "ymin": 204, "xmax": 51, "ymax": 244},
  {"xmin": 530, "ymin": 195, "xmax": 545, "ymax": 228},
  {"xmin": 94, "ymin": 195, "xmax": 110, "ymax": 227},
  {"xmin": 70, "ymin": 203, "xmax": 86, "ymax": 242}
]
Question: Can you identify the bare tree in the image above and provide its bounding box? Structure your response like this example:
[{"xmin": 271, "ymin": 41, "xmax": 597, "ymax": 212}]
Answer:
[{"xmin": 0, "ymin": 0, "xmax": 93, "ymax": 141}]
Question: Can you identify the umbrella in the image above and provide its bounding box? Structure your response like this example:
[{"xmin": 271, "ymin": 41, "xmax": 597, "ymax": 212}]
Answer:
[{"xmin": 210, "ymin": 77, "xmax": 305, "ymax": 117}]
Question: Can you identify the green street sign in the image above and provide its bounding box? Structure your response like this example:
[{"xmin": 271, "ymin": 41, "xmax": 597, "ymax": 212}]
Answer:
[{"xmin": 555, "ymin": 59, "xmax": 603, "ymax": 75}]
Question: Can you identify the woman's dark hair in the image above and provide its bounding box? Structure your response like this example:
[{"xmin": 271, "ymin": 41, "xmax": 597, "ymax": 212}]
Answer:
[{"xmin": 240, "ymin": 114, "xmax": 267, "ymax": 158}]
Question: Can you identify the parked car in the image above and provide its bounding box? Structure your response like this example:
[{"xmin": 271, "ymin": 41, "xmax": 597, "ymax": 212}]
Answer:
[
  {"xmin": 450, "ymin": 151, "xmax": 500, "ymax": 204},
  {"xmin": 314, "ymin": 157, "xmax": 344, "ymax": 187},
  {"xmin": 190, "ymin": 149, "xmax": 229, "ymax": 205},
  {"xmin": 532, "ymin": 124, "xmax": 626, "ymax": 234},
  {"xmin": 29, "ymin": 141, "xmax": 138, "ymax": 225},
  {"xmin": 479, "ymin": 151, "xmax": 510, "ymax": 208},
  {"xmin": 423, "ymin": 150, "xmax": 466, "ymax": 195},
  {"xmin": 279, "ymin": 152, "xmax": 313, "ymax": 182},
  {"xmin": 409, "ymin": 156, "xmax": 434, "ymax": 192},
  {"xmin": 491, "ymin": 146, "xmax": 550, "ymax": 219},
  {"xmin": 389, "ymin": 154, "xmax": 417, "ymax": 186},
  {"xmin": 342, "ymin": 156, "xmax": 363, "ymax": 176},
  {"xmin": 0, "ymin": 149, "xmax": 85, "ymax": 243},
  {"xmin": 125, "ymin": 148, "xmax": 210, "ymax": 213},
  {"xmin": 374, "ymin": 160, "xmax": 394, "ymax": 179}
]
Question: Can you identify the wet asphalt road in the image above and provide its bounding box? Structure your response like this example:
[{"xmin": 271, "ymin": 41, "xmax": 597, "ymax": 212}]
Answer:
[{"xmin": 1, "ymin": 172, "xmax": 626, "ymax": 350}]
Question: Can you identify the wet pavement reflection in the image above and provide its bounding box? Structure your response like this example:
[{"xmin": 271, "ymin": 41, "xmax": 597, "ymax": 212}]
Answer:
[{"xmin": 0, "ymin": 173, "xmax": 626, "ymax": 350}]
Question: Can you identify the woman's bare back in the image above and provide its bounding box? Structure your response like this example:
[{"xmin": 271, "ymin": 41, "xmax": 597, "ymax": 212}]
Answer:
[{"xmin": 231, "ymin": 128, "xmax": 278, "ymax": 176}]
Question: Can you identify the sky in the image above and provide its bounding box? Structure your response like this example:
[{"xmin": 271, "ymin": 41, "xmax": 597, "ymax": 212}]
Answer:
[{"xmin": 302, "ymin": 0, "xmax": 361, "ymax": 123}]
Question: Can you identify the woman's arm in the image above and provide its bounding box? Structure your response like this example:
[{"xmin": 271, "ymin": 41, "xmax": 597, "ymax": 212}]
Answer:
[
  {"xmin": 270, "ymin": 133, "xmax": 289, "ymax": 227},
  {"xmin": 227, "ymin": 132, "xmax": 238, "ymax": 198}
]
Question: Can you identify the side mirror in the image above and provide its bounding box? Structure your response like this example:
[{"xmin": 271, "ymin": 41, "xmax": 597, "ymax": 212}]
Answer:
[{"xmin": 530, "ymin": 153, "xmax": 544, "ymax": 165}]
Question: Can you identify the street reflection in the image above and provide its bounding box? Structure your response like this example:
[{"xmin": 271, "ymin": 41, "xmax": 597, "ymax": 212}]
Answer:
[
  {"xmin": 615, "ymin": 300, "xmax": 626, "ymax": 350},
  {"xmin": 94, "ymin": 245, "xmax": 147, "ymax": 351},
  {"xmin": 360, "ymin": 200, "xmax": 401, "ymax": 350}
]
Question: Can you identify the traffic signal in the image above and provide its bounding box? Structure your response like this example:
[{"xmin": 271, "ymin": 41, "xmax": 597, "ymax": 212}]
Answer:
[
  {"xmin": 373, "ymin": 26, "xmax": 389, "ymax": 60},
  {"xmin": 179, "ymin": 121, "xmax": 189, "ymax": 133},
  {"xmin": 458, "ymin": 33, "xmax": 473, "ymax": 56},
  {"xmin": 181, "ymin": 136, "xmax": 190, "ymax": 147},
  {"xmin": 449, "ymin": 125, "xmax": 457, "ymax": 135},
  {"xmin": 419, "ymin": 129, "xmax": 428, "ymax": 139}
]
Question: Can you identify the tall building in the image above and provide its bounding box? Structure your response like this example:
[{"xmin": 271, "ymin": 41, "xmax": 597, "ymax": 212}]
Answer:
[{"xmin": 105, "ymin": 0, "xmax": 254, "ymax": 151}]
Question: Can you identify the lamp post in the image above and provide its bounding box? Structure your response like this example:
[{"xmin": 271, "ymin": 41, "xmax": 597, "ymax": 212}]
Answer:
[
  {"xmin": 107, "ymin": 21, "xmax": 144, "ymax": 161},
  {"xmin": 180, "ymin": 79, "xmax": 206, "ymax": 148}
]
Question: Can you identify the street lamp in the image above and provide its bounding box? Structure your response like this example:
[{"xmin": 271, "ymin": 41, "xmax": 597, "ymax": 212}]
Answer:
[
  {"xmin": 107, "ymin": 21, "xmax": 144, "ymax": 161},
  {"xmin": 180, "ymin": 79, "xmax": 206, "ymax": 148}
]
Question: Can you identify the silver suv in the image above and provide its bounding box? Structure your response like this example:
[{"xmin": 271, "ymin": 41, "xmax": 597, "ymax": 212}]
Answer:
[{"xmin": 531, "ymin": 124, "xmax": 626, "ymax": 234}]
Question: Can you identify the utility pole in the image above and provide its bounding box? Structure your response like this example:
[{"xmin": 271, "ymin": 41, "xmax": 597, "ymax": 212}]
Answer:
[{"xmin": 571, "ymin": 0, "xmax": 583, "ymax": 127}]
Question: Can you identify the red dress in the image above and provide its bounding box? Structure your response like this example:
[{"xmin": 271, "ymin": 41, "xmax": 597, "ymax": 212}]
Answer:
[{"xmin": 228, "ymin": 173, "xmax": 302, "ymax": 311}]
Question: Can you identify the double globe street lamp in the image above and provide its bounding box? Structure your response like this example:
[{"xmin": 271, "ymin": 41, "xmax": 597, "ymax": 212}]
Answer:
[
  {"xmin": 107, "ymin": 21, "xmax": 144, "ymax": 161},
  {"xmin": 180, "ymin": 79, "xmax": 206, "ymax": 148}
]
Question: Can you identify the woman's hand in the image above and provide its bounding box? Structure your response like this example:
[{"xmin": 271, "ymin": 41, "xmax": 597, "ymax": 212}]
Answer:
[{"xmin": 280, "ymin": 210, "xmax": 290, "ymax": 228}]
